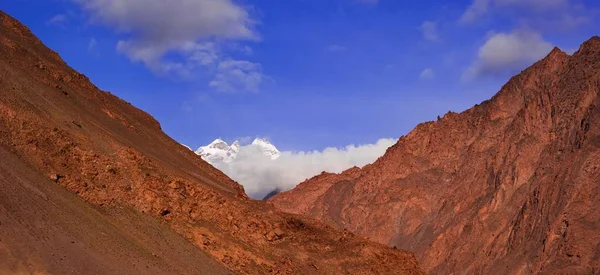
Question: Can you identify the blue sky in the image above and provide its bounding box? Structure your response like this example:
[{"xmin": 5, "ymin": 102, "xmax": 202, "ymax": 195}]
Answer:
[{"xmin": 2, "ymin": 0, "xmax": 599, "ymax": 151}]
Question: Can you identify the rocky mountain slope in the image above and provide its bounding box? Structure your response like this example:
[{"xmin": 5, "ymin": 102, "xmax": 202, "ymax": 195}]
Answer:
[
  {"xmin": 271, "ymin": 39, "xmax": 600, "ymax": 274},
  {"xmin": 0, "ymin": 11, "xmax": 423, "ymax": 274},
  {"xmin": 0, "ymin": 146, "xmax": 231, "ymax": 275}
]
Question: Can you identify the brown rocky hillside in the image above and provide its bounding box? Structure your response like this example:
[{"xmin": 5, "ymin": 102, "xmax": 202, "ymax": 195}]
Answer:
[
  {"xmin": 272, "ymin": 38, "xmax": 600, "ymax": 274},
  {"xmin": 0, "ymin": 10, "xmax": 423, "ymax": 275}
]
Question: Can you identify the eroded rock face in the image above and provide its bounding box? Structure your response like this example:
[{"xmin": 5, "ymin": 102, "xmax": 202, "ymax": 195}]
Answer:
[
  {"xmin": 0, "ymin": 11, "xmax": 423, "ymax": 274},
  {"xmin": 271, "ymin": 42, "xmax": 600, "ymax": 274}
]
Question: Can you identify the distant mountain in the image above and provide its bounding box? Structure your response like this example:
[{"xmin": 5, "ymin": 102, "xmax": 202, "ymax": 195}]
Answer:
[
  {"xmin": 193, "ymin": 138, "xmax": 280, "ymax": 164},
  {"xmin": 261, "ymin": 188, "xmax": 281, "ymax": 200},
  {"xmin": 194, "ymin": 138, "xmax": 241, "ymax": 163},
  {"xmin": 249, "ymin": 138, "xmax": 281, "ymax": 160}
]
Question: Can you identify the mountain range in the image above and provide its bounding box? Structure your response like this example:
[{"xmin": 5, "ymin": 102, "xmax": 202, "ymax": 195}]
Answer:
[
  {"xmin": 193, "ymin": 138, "xmax": 281, "ymax": 164},
  {"xmin": 271, "ymin": 39, "xmax": 600, "ymax": 274},
  {"xmin": 0, "ymin": 11, "xmax": 422, "ymax": 274},
  {"xmin": 2, "ymin": 8, "xmax": 600, "ymax": 275}
]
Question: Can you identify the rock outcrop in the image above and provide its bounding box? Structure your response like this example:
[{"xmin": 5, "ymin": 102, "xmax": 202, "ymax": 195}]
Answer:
[
  {"xmin": 272, "ymin": 40, "xmax": 600, "ymax": 274},
  {"xmin": 0, "ymin": 11, "xmax": 423, "ymax": 274}
]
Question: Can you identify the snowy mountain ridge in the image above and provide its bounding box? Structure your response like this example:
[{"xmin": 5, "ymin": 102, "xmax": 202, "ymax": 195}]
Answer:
[
  {"xmin": 251, "ymin": 138, "xmax": 280, "ymax": 160},
  {"xmin": 192, "ymin": 138, "xmax": 280, "ymax": 164}
]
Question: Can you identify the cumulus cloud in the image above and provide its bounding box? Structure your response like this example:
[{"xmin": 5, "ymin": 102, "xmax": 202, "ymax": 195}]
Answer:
[
  {"xmin": 419, "ymin": 68, "xmax": 435, "ymax": 80},
  {"xmin": 419, "ymin": 21, "xmax": 439, "ymax": 42},
  {"xmin": 460, "ymin": 0, "xmax": 570, "ymax": 23},
  {"xmin": 460, "ymin": 0, "xmax": 490, "ymax": 24},
  {"xmin": 459, "ymin": 0, "xmax": 595, "ymax": 31},
  {"xmin": 212, "ymin": 138, "xmax": 396, "ymax": 199},
  {"xmin": 460, "ymin": 0, "xmax": 592, "ymax": 33},
  {"xmin": 209, "ymin": 60, "xmax": 267, "ymax": 92},
  {"xmin": 75, "ymin": 0, "xmax": 267, "ymax": 92},
  {"xmin": 462, "ymin": 29, "xmax": 553, "ymax": 82}
]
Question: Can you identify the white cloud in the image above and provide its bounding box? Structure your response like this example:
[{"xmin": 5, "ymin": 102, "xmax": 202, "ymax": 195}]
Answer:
[
  {"xmin": 47, "ymin": 14, "xmax": 68, "ymax": 26},
  {"xmin": 462, "ymin": 29, "xmax": 553, "ymax": 82},
  {"xmin": 209, "ymin": 60, "xmax": 266, "ymax": 92},
  {"xmin": 75, "ymin": 0, "xmax": 266, "ymax": 91},
  {"xmin": 419, "ymin": 21, "xmax": 439, "ymax": 42},
  {"xmin": 419, "ymin": 68, "xmax": 435, "ymax": 80},
  {"xmin": 238, "ymin": 45, "xmax": 254, "ymax": 55},
  {"xmin": 495, "ymin": 0, "xmax": 568, "ymax": 10},
  {"xmin": 212, "ymin": 138, "xmax": 396, "ymax": 199},
  {"xmin": 76, "ymin": 0, "xmax": 256, "ymax": 41},
  {"xmin": 88, "ymin": 38, "xmax": 97, "ymax": 51},
  {"xmin": 326, "ymin": 44, "xmax": 347, "ymax": 52},
  {"xmin": 181, "ymin": 101, "xmax": 194, "ymax": 113},
  {"xmin": 460, "ymin": 0, "xmax": 489, "ymax": 23},
  {"xmin": 460, "ymin": 0, "xmax": 572, "ymax": 24}
]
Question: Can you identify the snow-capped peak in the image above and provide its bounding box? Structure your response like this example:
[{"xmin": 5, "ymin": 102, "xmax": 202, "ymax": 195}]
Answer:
[
  {"xmin": 195, "ymin": 138, "xmax": 238, "ymax": 163},
  {"xmin": 231, "ymin": 140, "xmax": 241, "ymax": 152},
  {"xmin": 210, "ymin": 138, "xmax": 225, "ymax": 144},
  {"xmin": 195, "ymin": 137, "xmax": 280, "ymax": 164},
  {"xmin": 208, "ymin": 138, "xmax": 228, "ymax": 149},
  {"xmin": 251, "ymin": 138, "xmax": 280, "ymax": 160},
  {"xmin": 251, "ymin": 137, "xmax": 272, "ymax": 146}
]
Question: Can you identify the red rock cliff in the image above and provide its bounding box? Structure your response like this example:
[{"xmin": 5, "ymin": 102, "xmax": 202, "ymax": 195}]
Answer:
[{"xmin": 272, "ymin": 39, "xmax": 600, "ymax": 274}]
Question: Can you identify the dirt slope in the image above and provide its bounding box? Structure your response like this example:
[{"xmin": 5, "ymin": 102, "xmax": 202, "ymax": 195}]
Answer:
[
  {"xmin": 0, "ymin": 145, "xmax": 231, "ymax": 275},
  {"xmin": 0, "ymin": 10, "xmax": 423, "ymax": 274},
  {"xmin": 272, "ymin": 40, "xmax": 600, "ymax": 274}
]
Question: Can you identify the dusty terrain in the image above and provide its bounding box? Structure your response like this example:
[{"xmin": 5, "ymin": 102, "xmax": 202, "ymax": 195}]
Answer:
[
  {"xmin": 0, "ymin": 146, "xmax": 231, "ymax": 275},
  {"xmin": 272, "ymin": 40, "xmax": 600, "ymax": 274},
  {"xmin": 0, "ymin": 10, "xmax": 423, "ymax": 274}
]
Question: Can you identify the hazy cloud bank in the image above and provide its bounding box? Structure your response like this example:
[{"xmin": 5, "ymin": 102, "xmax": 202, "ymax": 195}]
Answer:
[{"xmin": 213, "ymin": 138, "xmax": 396, "ymax": 199}]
